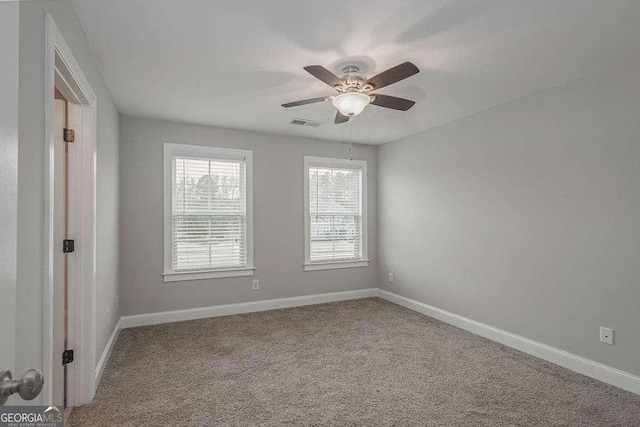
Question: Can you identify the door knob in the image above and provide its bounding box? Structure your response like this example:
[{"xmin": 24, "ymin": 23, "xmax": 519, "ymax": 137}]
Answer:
[{"xmin": 0, "ymin": 369, "xmax": 44, "ymax": 405}]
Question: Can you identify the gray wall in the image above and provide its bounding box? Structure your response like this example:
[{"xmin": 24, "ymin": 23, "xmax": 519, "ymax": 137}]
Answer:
[
  {"xmin": 119, "ymin": 116, "xmax": 377, "ymax": 315},
  {"xmin": 16, "ymin": 0, "xmax": 120, "ymax": 390},
  {"xmin": 378, "ymin": 59, "xmax": 640, "ymax": 376}
]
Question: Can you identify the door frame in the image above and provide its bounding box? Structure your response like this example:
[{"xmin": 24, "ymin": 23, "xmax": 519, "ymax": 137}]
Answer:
[{"xmin": 43, "ymin": 14, "xmax": 97, "ymax": 406}]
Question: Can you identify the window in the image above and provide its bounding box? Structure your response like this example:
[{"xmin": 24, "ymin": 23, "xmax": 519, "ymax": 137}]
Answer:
[
  {"xmin": 304, "ymin": 156, "xmax": 368, "ymax": 271},
  {"xmin": 163, "ymin": 143, "xmax": 253, "ymax": 281}
]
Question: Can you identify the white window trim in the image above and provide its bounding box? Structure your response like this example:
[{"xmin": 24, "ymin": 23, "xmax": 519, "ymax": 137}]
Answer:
[
  {"xmin": 303, "ymin": 156, "xmax": 368, "ymax": 271},
  {"xmin": 163, "ymin": 143, "xmax": 254, "ymax": 281}
]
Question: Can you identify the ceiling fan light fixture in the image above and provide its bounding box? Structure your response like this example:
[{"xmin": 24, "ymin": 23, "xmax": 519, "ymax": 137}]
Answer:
[
  {"xmin": 282, "ymin": 62, "xmax": 419, "ymax": 124},
  {"xmin": 332, "ymin": 92, "xmax": 371, "ymax": 117}
]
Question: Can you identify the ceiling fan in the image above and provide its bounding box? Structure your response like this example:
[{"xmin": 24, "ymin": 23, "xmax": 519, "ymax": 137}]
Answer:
[{"xmin": 282, "ymin": 62, "xmax": 419, "ymax": 124}]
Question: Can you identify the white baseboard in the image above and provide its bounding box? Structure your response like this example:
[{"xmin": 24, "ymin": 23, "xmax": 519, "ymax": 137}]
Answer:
[
  {"xmin": 95, "ymin": 318, "xmax": 121, "ymax": 386},
  {"xmin": 377, "ymin": 289, "xmax": 640, "ymax": 395},
  {"xmin": 121, "ymin": 288, "xmax": 377, "ymax": 329},
  {"xmin": 96, "ymin": 288, "xmax": 640, "ymax": 396}
]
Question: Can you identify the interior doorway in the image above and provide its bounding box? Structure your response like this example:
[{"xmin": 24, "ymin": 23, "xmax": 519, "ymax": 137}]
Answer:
[
  {"xmin": 43, "ymin": 14, "xmax": 98, "ymax": 406},
  {"xmin": 52, "ymin": 89, "xmax": 81, "ymax": 408}
]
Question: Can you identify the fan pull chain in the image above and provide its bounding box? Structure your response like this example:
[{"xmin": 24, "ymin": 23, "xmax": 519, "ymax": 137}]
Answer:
[{"xmin": 347, "ymin": 119, "xmax": 354, "ymax": 161}]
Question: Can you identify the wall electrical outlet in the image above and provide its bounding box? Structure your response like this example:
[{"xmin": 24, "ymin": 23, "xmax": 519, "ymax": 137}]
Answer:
[
  {"xmin": 252, "ymin": 279, "xmax": 260, "ymax": 290},
  {"xmin": 388, "ymin": 272, "xmax": 394, "ymax": 283},
  {"xmin": 106, "ymin": 309, "xmax": 111, "ymax": 327},
  {"xmin": 115, "ymin": 295, "xmax": 119, "ymax": 310},
  {"xmin": 600, "ymin": 326, "xmax": 614, "ymax": 345}
]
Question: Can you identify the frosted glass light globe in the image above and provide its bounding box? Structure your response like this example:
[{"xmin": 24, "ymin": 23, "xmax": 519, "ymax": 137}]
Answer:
[{"xmin": 332, "ymin": 92, "xmax": 371, "ymax": 116}]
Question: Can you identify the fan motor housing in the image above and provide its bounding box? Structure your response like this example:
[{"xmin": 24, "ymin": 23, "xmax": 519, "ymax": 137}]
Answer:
[{"xmin": 338, "ymin": 65, "xmax": 368, "ymax": 91}]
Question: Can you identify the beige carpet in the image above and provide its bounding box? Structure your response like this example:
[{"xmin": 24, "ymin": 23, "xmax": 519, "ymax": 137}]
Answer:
[{"xmin": 69, "ymin": 298, "xmax": 640, "ymax": 426}]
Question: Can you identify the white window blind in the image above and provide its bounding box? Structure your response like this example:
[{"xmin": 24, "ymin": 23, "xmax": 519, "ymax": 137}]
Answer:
[
  {"xmin": 172, "ymin": 155, "xmax": 246, "ymax": 271},
  {"xmin": 163, "ymin": 144, "xmax": 253, "ymax": 281},
  {"xmin": 306, "ymin": 159, "xmax": 366, "ymax": 265}
]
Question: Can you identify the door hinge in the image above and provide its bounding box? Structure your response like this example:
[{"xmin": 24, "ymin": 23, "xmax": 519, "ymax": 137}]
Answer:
[
  {"xmin": 63, "ymin": 239, "xmax": 75, "ymax": 253},
  {"xmin": 62, "ymin": 349, "xmax": 74, "ymax": 365},
  {"xmin": 63, "ymin": 128, "xmax": 75, "ymax": 143}
]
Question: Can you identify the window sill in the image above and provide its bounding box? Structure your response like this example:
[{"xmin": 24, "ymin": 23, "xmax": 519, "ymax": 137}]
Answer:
[
  {"xmin": 303, "ymin": 259, "xmax": 369, "ymax": 271},
  {"xmin": 163, "ymin": 267, "xmax": 255, "ymax": 282}
]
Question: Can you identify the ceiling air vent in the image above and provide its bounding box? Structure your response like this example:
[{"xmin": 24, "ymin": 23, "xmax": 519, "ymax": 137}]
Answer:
[{"xmin": 290, "ymin": 118, "xmax": 322, "ymax": 128}]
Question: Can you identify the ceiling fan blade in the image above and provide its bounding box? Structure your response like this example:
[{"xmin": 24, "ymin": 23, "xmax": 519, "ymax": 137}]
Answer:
[
  {"xmin": 281, "ymin": 97, "xmax": 329, "ymax": 108},
  {"xmin": 304, "ymin": 65, "xmax": 345, "ymax": 89},
  {"xmin": 366, "ymin": 62, "xmax": 419, "ymax": 90},
  {"xmin": 370, "ymin": 94, "xmax": 416, "ymax": 111},
  {"xmin": 335, "ymin": 111, "xmax": 350, "ymax": 124}
]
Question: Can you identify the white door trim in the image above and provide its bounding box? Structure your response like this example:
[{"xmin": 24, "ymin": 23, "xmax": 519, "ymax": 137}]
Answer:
[{"xmin": 44, "ymin": 14, "xmax": 97, "ymax": 406}]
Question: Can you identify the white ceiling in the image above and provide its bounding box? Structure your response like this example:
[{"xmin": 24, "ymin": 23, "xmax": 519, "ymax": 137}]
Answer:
[{"xmin": 71, "ymin": 0, "xmax": 640, "ymax": 144}]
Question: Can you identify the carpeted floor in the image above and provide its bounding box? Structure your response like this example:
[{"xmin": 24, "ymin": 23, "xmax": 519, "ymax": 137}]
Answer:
[{"xmin": 69, "ymin": 298, "xmax": 640, "ymax": 426}]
